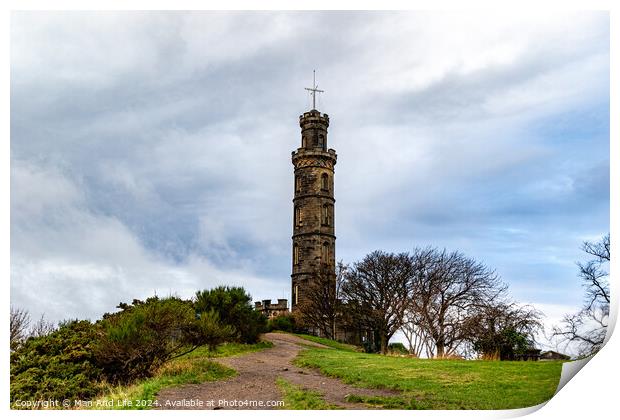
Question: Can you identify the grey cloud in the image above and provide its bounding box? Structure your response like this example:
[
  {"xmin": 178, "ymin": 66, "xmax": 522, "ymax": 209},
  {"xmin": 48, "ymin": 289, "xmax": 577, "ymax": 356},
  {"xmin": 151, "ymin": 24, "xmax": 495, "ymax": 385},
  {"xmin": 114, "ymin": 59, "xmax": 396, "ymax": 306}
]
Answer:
[{"xmin": 10, "ymin": 11, "xmax": 609, "ymax": 326}]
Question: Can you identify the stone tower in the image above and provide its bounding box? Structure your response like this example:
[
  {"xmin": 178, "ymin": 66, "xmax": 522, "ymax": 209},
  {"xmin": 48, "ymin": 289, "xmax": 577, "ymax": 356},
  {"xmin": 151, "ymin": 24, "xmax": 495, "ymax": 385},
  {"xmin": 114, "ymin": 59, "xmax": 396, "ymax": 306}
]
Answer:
[{"xmin": 291, "ymin": 109, "xmax": 337, "ymax": 311}]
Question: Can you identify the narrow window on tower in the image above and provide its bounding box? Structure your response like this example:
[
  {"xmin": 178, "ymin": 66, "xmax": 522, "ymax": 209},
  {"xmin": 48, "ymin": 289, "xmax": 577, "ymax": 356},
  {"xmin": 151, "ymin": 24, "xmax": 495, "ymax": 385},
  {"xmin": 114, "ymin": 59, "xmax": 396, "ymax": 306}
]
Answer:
[
  {"xmin": 293, "ymin": 243, "xmax": 299, "ymax": 265},
  {"xmin": 322, "ymin": 242, "xmax": 329, "ymax": 264},
  {"xmin": 295, "ymin": 206, "xmax": 301, "ymax": 227},
  {"xmin": 322, "ymin": 204, "xmax": 330, "ymax": 226},
  {"xmin": 318, "ymin": 134, "xmax": 325, "ymax": 150},
  {"xmin": 295, "ymin": 175, "xmax": 301, "ymax": 193},
  {"xmin": 321, "ymin": 173, "xmax": 329, "ymax": 191},
  {"xmin": 294, "ymin": 284, "xmax": 299, "ymax": 305}
]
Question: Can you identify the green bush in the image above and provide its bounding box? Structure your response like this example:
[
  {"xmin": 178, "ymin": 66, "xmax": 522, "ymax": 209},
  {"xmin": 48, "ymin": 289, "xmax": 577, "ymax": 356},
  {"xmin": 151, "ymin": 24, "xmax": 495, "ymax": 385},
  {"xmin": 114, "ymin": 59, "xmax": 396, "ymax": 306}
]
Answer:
[
  {"xmin": 11, "ymin": 289, "xmax": 262, "ymax": 406},
  {"xmin": 388, "ymin": 342, "xmax": 408, "ymax": 354},
  {"xmin": 267, "ymin": 315, "xmax": 297, "ymax": 333},
  {"xmin": 10, "ymin": 320, "xmax": 104, "ymax": 406},
  {"xmin": 195, "ymin": 309, "xmax": 236, "ymax": 351},
  {"xmin": 195, "ymin": 286, "xmax": 267, "ymax": 343},
  {"xmin": 95, "ymin": 296, "xmax": 233, "ymax": 384},
  {"xmin": 473, "ymin": 327, "xmax": 530, "ymax": 361}
]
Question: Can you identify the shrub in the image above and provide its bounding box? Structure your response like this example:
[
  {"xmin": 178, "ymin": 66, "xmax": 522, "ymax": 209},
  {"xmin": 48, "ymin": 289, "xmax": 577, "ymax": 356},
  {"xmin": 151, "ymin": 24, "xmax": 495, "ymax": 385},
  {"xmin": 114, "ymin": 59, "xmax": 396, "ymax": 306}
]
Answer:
[
  {"xmin": 267, "ymin": 315, "xmax": 297, "ymax": 333},
  {"xmin": 10, "ymin": 320, "xmax": 104, "ymax": 406},
  {"xmin": 388, "ymin": 342, "xmax": 408, "ymax": 355},
  {"xmin": 11, "ymin": 291, "xmax": 253, "ymax": 404},
  {"xmin": 473, "ymin": 327, "xmax": 530, "ymax": 361},
  {"xmin": 195, "ymin": 286, "xmax": 267, "ymax": 343},
  {"xmin": 195, "ymin": 309, "xmax": 236, "ymax": 351},
  {"xmin": 95, "ymin": 296, "xmax": 208, "ymax": 383}
]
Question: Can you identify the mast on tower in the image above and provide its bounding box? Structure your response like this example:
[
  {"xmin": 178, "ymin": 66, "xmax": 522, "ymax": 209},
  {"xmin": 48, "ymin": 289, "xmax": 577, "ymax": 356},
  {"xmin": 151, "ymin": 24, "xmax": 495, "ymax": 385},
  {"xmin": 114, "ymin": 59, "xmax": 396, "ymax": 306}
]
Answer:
[{"xmin": 304, "ymin": 70, "xmax": 324, "ymax": 111}]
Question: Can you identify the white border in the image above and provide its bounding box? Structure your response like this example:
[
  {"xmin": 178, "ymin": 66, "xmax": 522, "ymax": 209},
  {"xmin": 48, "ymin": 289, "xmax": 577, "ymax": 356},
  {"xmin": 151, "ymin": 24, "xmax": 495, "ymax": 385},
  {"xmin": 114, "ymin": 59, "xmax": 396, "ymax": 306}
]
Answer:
[{"xmin": 2, "ymin": 1, "xmax": 616, "ymax": 419}]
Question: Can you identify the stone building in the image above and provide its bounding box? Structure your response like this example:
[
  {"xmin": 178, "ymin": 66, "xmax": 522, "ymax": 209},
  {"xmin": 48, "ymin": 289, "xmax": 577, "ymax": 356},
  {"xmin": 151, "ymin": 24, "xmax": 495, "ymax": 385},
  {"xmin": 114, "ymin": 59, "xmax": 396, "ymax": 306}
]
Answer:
[
  {"xmin": 254, "ymin": 299, "xmax": 289, "ymax": 319},
  {"xmin": 291, "ymin": 108, "xmax": 337, "ymax": 311}
]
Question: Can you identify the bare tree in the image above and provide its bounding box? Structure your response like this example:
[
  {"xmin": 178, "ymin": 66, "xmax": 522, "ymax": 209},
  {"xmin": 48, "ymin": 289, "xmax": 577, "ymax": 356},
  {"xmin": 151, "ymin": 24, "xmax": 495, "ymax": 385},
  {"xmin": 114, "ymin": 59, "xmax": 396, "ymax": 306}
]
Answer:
[
  {"xmin": 579, "ymin": 234, "xmax": 610, "ymax": 314},
  {"xmin": 552, "ymin": 234, "xmax": 610, "ymax": 357},
  {"xmin": 409, "ymin": 247, "xmax": 507, "ymax": 358},
  {"xmin": 342, "ymin": 250, "xmax": 414, "ymax": 354},
  {"xmin": 400, "ymin": 308, "xmax": 435, "ymax": 357},
  {"xmin": 30, "ymin": 314, "xmax": 56, "ymax": 338},
  {"xmin": 462, "ymin": 301, "xmax": 543, "ymax": 360},
  {"xmin": 296, "ymin": 262, "xmax": 347, "ymax": 339},
  {"xmin": 10, "ymin": 307, "xmax": 56, "ymax": 351},
  {"xmin": 10, "ymin": 306, "xmax": 30, "ymax": 351}
]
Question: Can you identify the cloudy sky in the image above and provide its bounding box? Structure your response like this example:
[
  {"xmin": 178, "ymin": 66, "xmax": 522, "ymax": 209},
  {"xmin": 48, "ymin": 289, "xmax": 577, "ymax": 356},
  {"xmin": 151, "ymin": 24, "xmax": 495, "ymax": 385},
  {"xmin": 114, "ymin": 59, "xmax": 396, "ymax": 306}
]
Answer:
[{"xmin": 10, "ymin": 11, "xmax": 609, "ymax": 344}]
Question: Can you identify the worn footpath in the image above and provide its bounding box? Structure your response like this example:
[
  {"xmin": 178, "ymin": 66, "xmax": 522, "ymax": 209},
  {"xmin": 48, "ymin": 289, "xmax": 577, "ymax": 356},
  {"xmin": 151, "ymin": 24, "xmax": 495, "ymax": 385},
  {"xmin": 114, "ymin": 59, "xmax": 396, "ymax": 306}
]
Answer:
[{"xmin": 156, "ymin": 332, "xmax": 398, "ymax": 410}]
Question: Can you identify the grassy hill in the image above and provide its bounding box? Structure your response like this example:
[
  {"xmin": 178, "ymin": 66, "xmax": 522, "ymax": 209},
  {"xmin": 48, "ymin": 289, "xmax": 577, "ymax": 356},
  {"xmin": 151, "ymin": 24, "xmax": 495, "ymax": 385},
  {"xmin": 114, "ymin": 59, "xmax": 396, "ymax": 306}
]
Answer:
[
  {"xmin": 86, "ymin": 333, "xmax": 563, "ymax": 410},
  {"xmin": 293, "ymin": 343, "xmax": 563, "ymax": 409},
  {"xmin": 293, "ymin": 333, "xmax": 361, "ymax": 352}
]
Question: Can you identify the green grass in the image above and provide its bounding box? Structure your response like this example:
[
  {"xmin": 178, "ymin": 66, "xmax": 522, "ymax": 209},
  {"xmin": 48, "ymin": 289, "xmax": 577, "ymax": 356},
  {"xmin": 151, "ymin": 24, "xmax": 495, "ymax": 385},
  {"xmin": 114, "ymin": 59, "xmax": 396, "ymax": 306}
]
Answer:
[
  {"xmin": 293, "ymin": 334, "xmax": 361, "ymax": 352},
  {"xmin": 89, "ymin": 341, "xmax": 272, "ymax": 410},
  {"xmin": 276, "ymin": 378, "xmax": 341, "ymax": 409},
  {"xmin": 178, "ymin": 340, "xmax": 273, "ymax": 359},
  {"xmin": 295, "ymin": 348, "xmax": 563, "ymax": 410},
  {"xmin": 90, "ymin": 359, "xmax": 235, "ymax": 409}
]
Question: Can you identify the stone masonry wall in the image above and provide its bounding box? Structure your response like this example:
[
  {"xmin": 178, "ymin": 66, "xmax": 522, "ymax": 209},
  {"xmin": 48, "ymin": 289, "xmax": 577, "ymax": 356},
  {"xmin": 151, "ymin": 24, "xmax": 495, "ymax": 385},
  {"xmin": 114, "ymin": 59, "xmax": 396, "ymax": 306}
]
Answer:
[{"xmin": 291, "ymin": 110, "xmax": 337, "ymax": 311}]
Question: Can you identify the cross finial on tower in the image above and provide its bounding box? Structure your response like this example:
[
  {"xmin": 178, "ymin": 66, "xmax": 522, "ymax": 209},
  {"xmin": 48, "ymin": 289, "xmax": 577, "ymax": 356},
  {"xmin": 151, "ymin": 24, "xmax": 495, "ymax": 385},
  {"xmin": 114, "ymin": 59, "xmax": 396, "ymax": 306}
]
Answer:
[{"xmin": 304, "ymin": 70, "xmax": 324, "ymax": 110}]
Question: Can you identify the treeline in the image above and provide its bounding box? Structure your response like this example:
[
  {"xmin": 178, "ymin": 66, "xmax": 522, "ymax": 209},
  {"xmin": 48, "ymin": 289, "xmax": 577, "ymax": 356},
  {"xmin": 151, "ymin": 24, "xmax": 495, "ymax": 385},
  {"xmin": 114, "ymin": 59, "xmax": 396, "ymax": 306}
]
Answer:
[
  {"xmin": 297, "ymin": 247, "xmax": 542, "ymax": 359},
  {"xmin": 10, "ymin": 286, "xmax": 267, "ymax": 406}
]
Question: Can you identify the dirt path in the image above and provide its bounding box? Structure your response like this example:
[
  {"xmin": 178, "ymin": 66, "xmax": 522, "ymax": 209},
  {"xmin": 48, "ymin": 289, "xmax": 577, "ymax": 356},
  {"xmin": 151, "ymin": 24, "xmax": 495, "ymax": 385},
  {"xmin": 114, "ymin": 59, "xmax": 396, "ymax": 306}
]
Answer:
[{"xmin": 156, "ymin": 332, "xmax": 398, "ymax": 410}]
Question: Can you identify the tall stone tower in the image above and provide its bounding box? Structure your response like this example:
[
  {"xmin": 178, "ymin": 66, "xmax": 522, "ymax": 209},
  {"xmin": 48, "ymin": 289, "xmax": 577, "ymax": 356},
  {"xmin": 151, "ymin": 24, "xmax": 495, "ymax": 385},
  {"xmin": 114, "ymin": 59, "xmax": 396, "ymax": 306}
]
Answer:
[{"xmin": 291, "ymin": 106, "xmax": 337, "ymax": 312}]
